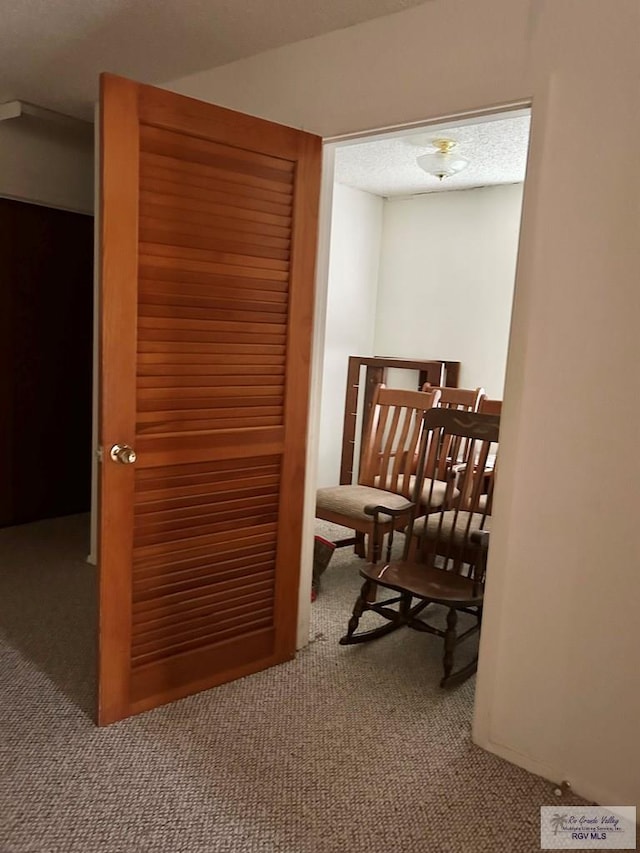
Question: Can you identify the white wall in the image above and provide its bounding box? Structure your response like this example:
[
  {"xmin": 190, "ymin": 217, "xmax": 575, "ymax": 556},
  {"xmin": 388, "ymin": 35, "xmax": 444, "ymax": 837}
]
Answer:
[
  {"xmin": 166, "ymin": 0, "xmax": 640, "ymax": 809},
  {"xmin": 317, "ymin": 183, "xmax": 383, "ymax": 487},
  {"xmin": 375, "ymin": 184, "xmax": 523, "ymax": 398},
  {"xmin": 0, "ymin": 118, "xmax": 93, "ymax": 213}
]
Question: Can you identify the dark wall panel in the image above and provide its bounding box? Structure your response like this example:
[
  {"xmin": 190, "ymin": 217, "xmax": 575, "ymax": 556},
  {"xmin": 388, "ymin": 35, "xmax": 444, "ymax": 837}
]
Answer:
[{"xmin": 0, "ymin": 198, "xmax": 93, "ymax": 527}]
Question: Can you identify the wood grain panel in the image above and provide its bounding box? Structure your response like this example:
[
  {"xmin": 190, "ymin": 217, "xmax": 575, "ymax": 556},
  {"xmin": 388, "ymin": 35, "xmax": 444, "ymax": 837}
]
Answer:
[
  {"xmin": 137, "ymin": 328, "xmax": 287, "ymax": 346},
  {"xmin": 136, "ymin": 491, "xmax": 281, "ymax": 524},
  {"xmin": 137, "ymin": 416, "xmax": 283, "ymax": 435},
  {"xmin": 136, "ymin": 483, "xmax": 281, "ymax": 513},
  {"xmin": 137, "ymin": 315, "xmax": 287, "ymax": 335},
  {"xmin": 133, "ymin": 577, "xmax": 275, "ymax": 618},
  {"xmin": 138, "ymin": 363, "xmax": 284, "ymax": 378},
  {"xmin": 138, "ymin": 250, "xmax": 289, "ymax": 281},
  {"xmin": 140, "ymin": 236, "xmax": 291, "ymax": 270},
  {"xmin": 139, "ymin": 282, "xmax": 287, "ymax": 307},
  {"xmin": 134, "ymin": 510, "xmax": 280, "ymax": 548},
  {"xmin": 133, "ymin": 531, "xmax": 278, "ymax": 575},
  {"xmin": 139, "ymin": 225, "xmax": 290, "ymax": 261},
  {"xmin": 133, "ymin": 552, "xmax": 276, "ymax": 592},
  {"xmin": 137, "ymin": 405, "xmax": 283, "ymax": 422},
  {"xmin": 140, "ymin": 152, "xmax": 294, "ymax": 198},
  {"xmin": 98, "ymin": 74, "xmax": 139, "ymax": 726},
  {"xmin": 138, "ymin": 392, "xmax": 284, "ymax": 412},
  {"xmin": 130, "ymin": 454, "xmax": 280, "ymax": 669},
  {"xmin": 137, "ymin": 404, "xmax": 280, "ymax": 420},
  {"xmin": 140, "ymin": 174, "xmax": 292, "ymax": 217},
  {"xmin": 139, "ymin": 192, "xmax": 292, "ymax": 231},
  {"xmin": 138, "ymin": 84, "xmax": 302, "ymax": 161},
  {"xmin": 138, "ymin": 263, "xmax": 290, "ymax": 292},
  {"xmin": 129, "ymin": 628, "xmax": 276, "ymax": 711},
  {"xmin": 138, "ymin": 376, "xmax": 283, "ymax": 390},
  {"xmin": 133, "ymin": 600, "xmax": 275, "ymax": 648},
  {"xmin": 140, "ymin": 125, "xmax": 295, "ymax": 182},
  {"xmin": 136, "ymin": 455, "xmax": 280, "ymax": 482},
  {"xmin": 134, "ymin": 532, "xmax": 277, "ymax": 572},
  {"xmin": 136, "ymin": 460, "xmax": 280, "ymax": 496},
  {"xmin": 140, "ymin": 159, "xmax": 293, "ymax": 206},
  {"xmin": 140, "ymin": 201, "xmax": 292, "ymax": 241},
  {"xmin": 133, "ymin": 519, "xmax": 278, "ymax": 559},
  {"xmin": 135, "ymin": 433, "xmax": 285, "ymax": 469},
  {"xmin": 137, "ymin": 341, "xmax": 286, "ymax": 355},
  {"xmin": 136, "ymin": 483, "xmax": 280, "ymax": 516},
  {"xmin": 131, "ymin": 617, "xmax": 275, "ymax": 668},
  {"xmin": 133, "ymin": 607, "xmax": 275, "ymax": 651},
  {"xmin": 138, "ymin": 302, "xmax": 288, "ymax": 326},
  {"xmin": 140, "ymin": 241, "xmax": 290, "ymax": 273},
  {"xmin": 133, "ymin": 607, "xmax": 276, "ymax": 657},
  {"xmin": 137, "ymin": 353, "xmax": 285, "ymax": 365}
]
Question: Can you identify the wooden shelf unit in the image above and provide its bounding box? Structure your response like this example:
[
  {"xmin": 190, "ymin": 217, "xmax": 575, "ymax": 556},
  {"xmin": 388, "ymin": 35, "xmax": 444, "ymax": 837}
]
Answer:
[{"xmin": 339, "ymin": 356, "xmax": 460, "ymax": 485}]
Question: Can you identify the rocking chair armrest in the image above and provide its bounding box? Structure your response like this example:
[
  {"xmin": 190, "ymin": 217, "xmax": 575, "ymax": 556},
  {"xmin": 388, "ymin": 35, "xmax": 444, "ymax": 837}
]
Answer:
[
  {"xmin": 470, "ymin": 528, "xmax": 490, "ymax": 589},
  {"xmin": 364, "ymin": 501, "xmax": 415, "ymax": 520},
  {"xmin": 470, "ymin": 529, "xmax": 491, "ymax": 551}
]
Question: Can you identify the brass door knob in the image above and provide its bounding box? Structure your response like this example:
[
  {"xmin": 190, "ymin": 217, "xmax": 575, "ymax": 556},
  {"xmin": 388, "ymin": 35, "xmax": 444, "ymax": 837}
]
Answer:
[{"xmin": 109, "ymin": 444, "xmax": 137, "ymax": 465}]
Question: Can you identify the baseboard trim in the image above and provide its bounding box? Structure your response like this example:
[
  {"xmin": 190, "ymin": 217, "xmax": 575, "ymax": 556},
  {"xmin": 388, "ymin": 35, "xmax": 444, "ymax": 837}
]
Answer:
[{"xmin": 473, "ymin": 735, "xmax": 639, "ymax": 813}]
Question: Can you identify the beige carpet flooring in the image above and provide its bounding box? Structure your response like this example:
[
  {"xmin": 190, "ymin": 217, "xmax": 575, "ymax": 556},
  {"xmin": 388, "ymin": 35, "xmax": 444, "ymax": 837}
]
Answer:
[{"xmin": 0, "ymin": 514, "xmax": 587, "ymax": 853}]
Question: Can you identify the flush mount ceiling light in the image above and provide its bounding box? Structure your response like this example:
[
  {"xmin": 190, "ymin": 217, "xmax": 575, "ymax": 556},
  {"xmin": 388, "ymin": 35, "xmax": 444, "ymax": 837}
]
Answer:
[{"xmin": 416, "ymin": 138, "xmax": 469, "ymax": 181}]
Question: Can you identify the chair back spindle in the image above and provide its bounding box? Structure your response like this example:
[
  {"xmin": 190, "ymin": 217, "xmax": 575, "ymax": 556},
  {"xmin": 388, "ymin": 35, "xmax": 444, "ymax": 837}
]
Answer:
[{"xmin": 410, "ymin": 409, "xmax": 499, "ymax": 577}]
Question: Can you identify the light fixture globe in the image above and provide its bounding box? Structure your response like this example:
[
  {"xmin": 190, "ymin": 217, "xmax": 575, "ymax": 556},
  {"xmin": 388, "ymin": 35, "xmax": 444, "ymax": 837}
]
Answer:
[{"xmin": 417, "ymin": 138, "xmax": 469, "ymax": 180}]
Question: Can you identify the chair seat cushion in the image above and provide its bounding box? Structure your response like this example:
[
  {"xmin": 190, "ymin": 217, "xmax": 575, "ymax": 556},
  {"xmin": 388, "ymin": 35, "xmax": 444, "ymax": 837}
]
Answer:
[
  {"xmin": 372, "ymin": 475, "xmax": 450, "ymax": 508},
  {"xmin": 316, "ymin": 485, "xmax": 412, "ymax": 523},
  {"xmin": 361, "ymin": 559, "xmax": 483, "ymax": 605},
  {"xmin": 412, "ymin": 510, "xmax": 491, "ymax": 547}
]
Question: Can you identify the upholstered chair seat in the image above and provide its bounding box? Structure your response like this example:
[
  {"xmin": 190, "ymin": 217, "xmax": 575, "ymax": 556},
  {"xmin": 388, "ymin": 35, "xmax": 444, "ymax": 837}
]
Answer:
[{"xmin": 316, "ymin": 485, "xmax": 412, "ymax": 523}]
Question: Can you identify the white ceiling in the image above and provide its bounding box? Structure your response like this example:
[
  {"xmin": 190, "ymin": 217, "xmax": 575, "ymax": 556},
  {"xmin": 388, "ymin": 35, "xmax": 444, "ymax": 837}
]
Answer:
[
  {"xmin": 334, "ymin": 114, "xmax": 531, "ymax": 197},
  {"xmin": 0, "ymin": 0, "xmax": 429, "ymax": 120}
]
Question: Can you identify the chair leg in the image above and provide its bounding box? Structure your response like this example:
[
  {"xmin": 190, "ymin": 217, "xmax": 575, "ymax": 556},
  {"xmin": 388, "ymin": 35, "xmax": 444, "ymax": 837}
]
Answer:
[
  {"xmin": 340, "ymin": 579, "xmax": 371, "ymax": 643},
  {"xmin": 340, "ymin": 579, "xmax": 405, "ymax": 645},
  {"xmin": 441, "ymin": 607, "xmax": 458, "ymax": 686},
  {"xmin": 364, "ymin": 582, "xmax": 378, "ymax": 604},
  {"xmin": 366, "ymin": 530, "xmax": 377, "ymax": 563},
  {"xmin": 354, "ymin": 531, "xmax": 366, "ymax": 558}
]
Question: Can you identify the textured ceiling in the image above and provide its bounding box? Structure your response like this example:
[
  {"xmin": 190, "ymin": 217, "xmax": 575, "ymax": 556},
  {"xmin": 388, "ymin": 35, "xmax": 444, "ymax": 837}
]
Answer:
[
  {"xmin": 334, "ymin": 114, "xmax": 531, "ymax": 197},
  {"xmin": 0, "ymin": 0, "xmax": 429, "ymax": 120}
]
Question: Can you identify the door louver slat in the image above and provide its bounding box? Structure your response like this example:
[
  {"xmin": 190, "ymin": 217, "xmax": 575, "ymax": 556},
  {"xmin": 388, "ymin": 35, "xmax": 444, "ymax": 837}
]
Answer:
[{"xmin": 140, "ymin": 151, "xmax": 295, "ymax": 198}]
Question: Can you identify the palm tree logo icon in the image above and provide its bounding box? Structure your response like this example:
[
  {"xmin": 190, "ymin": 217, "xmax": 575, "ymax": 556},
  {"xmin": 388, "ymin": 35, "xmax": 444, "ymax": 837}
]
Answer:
[{"xmin": 550, "ymin": 814, "xmax": 568, "ymax": 835}]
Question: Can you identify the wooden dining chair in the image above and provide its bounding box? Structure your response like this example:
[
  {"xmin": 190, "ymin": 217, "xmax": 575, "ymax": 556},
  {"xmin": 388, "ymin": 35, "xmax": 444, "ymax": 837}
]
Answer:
[
  {"xmin": 340, "ymin": 408, "xmax": 500, "ymax": 687},
  {"xmin": 316, "ymin": 385, "xmax": 441, "ymax": 562},
  {"xmin": 422, "ymin": 383, "xmax": 486, "ymax": 412},
  {"xmin": 415, "ymin": 383, "xmax": 486, "ymax": 508},
  {"xmin": 475, "ymin": 398, "xmax": 501, "ymax": 511},
  {"xmin": 478, "ymin": 397, "xmax": 502, "ymax": 416}
]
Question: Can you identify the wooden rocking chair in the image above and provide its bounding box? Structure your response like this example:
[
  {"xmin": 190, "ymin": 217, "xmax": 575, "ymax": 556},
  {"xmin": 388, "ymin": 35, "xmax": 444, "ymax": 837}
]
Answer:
[{"xmin": 339, "ymin": 408, "xmax": 500, "ymax": 687}]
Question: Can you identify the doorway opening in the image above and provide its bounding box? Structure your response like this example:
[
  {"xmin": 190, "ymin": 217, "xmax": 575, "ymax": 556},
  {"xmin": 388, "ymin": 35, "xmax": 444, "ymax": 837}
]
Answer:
[
  {"xmin": 0, "ymin": 186, "xmax": 95, "ymax": 716},
  {"xmin": 0, "ymin": 197, "xmax": 94, "ymax": 528},
  {"xmin": 308, "ymin": 106, "xmax": 532, "ymax": 698}
]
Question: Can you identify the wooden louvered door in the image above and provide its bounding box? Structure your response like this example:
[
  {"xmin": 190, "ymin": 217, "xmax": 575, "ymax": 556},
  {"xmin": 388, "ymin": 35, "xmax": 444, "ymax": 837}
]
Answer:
[{"xmin": 98, "ymin": 74, "xmax": 321, "ymax": 724}]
